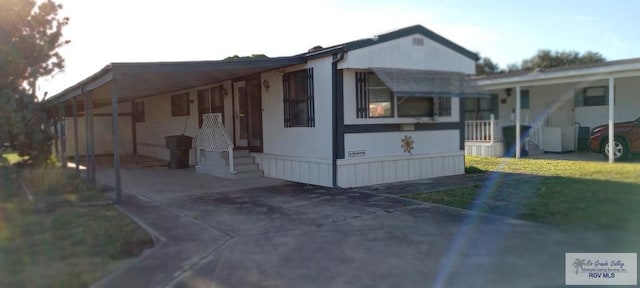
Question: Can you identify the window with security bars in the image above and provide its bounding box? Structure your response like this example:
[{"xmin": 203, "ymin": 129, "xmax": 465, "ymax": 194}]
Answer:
[
  {"xmin": 355, "ymin": 71, "xmax": 451, "ymax": 118},
  {"xmin": 283, "ymin": 68, "xmax": 314, "ymax": 127}
]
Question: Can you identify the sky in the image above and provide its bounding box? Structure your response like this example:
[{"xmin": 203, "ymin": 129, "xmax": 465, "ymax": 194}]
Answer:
[{"xmin": 39, "ymin": 0, "xmax": 640, "ymax": 97}]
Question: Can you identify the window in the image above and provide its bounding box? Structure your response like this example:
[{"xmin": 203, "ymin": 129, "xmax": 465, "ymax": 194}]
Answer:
[
  {"xmin": 520, "ymin": 90, "xmax": 530, "ymax": 109},
  {"xmin": 356, "ymin": 72, "xmax": 451, "ymax": 118},
  {"xmin": 438, "ymin": 97, "xmax": 452, "ymax": 117},
  {"xmin": 171, "ymin": 92, "xmax": 190, "ymax": 116},
  {"xmin": 197, "ymin": 86, "xmax": 225, "ymax": 127},
  {"xmin": 367, "ymin": 73, "xmax": 392, "ymax": 117},
  {"xmin": 576, "ymin": 86, "xmax": 608, "ymax": 107},
  {"xmin": 397, "ymin": 97, "xmax": 433, "ymax": 117},
  {"xmin": 133, "ymin": 101, "xmax": 145, "ymax": 122},
  {"xmin": 283, "ymin": 68, "xmax": 314, "ymax": 127},
  {"xmin": 464, "ymin": 94, "xmax": 496, "ymax": 120}
]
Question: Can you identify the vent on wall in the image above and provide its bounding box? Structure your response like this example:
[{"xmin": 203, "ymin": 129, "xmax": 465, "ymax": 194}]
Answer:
[{"xmin": 412, "ymin": 37, "xmax": 424, "ymax": 46}]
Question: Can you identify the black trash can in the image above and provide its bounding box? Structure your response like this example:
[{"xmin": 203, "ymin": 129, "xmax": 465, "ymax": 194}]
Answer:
[
  {"xmin": 165, "ymin": 135, "xmax": 193, "ymax": 169},
  {"xmin": 502, "ymin": 125, "xmax": 531, "ymax": 157}
]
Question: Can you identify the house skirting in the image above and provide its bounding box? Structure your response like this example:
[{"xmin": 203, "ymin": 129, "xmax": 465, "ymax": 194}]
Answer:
[
  {"xmin": 336, "ymin": 151, "xmax": 465, "ymax": 188},
  {"xmin": 464, "ymin": 141, "xmax": 504, "ymax": 157},
  {"xmin": 252, "ymin": 153, "xmax": 333, "ymax": 187}
]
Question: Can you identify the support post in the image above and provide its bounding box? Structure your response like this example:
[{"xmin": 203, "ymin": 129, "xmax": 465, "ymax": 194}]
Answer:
[
  {"xmin": 515, "ymin": 86, "xmax": 521, "ymax": 159},
  {"xmin": 131, "ymin": 101, "xmax": 137, "ymax": 155},
  {"xmin": 112, "ymin": 82, "xmax": 122, "ymax": 204},
  {"xmin": 73, "ymin": 97, "xmax": 79, "ymax": 175},
  {"xmin": 608, "ymin": 77, "xmax": 615, "ymax": 163},
  {"xmin": 59, "ymin": 103, "xmax": 67, "ymax": 167},
  {"xmin": 84, "ymin": 92, "xmax": 91, "ymax": 180},
  {"xmin": 84, "ymin": 91, "xmax": 96, "ymax": 184},
  {"xmin": 490, "ymin": 113, "xmax": 495, "ymax": 144}
]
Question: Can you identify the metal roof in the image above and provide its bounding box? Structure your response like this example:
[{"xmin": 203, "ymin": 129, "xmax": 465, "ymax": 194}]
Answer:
[
  {"xmin": 303, "ymin": 25, "xmax": 479, "ymax": 61},
  {"xmin": 49, "ymin": 57, "xmax": 305, "ymax": 103},
  {"xmin": 370, "ymin": 67, "xmax": 490, "ymax": 98},
  {"xmin": 474, "ymin": 57, "xmax": 640, "ymax": 85}
]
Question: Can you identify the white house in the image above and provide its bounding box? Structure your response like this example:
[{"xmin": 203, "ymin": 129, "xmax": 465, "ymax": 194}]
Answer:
[
  {"xmin": 49, "ymin": 25, "xmax": 489, "ymax": 200},
  {"xmin": 464, "ymin": 58, "xmax": 640, "ymax": 161}
]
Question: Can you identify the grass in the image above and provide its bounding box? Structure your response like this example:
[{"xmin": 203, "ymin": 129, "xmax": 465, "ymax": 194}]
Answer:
[
  {"xmin": 405, "ymin": 156, "xmax": 640, "ymax": 233},
  {"xmin": 0, "ymin": 156, "xmax": 154, "ymax": 287}
]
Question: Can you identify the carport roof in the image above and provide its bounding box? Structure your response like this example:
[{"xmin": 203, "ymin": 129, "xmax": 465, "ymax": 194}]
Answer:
[{"xmin": 49, "ymin": 56, "xmax": 305, "ymax": 103}]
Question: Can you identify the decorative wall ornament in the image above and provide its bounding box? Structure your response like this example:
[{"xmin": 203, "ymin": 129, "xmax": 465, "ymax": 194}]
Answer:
[{"xmin": 401, "ymin": 135, "xmax": 414, "ymax": 154}]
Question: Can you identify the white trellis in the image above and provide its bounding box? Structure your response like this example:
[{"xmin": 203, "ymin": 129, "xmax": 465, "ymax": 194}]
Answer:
[{"xmin": 196, "ymin": 113, "xmax": 235, "ymax": 173}]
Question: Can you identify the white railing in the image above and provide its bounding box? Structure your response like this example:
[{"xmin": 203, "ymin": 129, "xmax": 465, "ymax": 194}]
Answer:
[
  {"xmin": 465, "ymin": 114, "xmax": 503, "ymax": 143},
  {"xmin": 196, "ymin": 113, "xmax": 235, "ymax": 173},
  {"xmin": 523, "ymin": 121, "xmax": 543, "ymax": 151}
]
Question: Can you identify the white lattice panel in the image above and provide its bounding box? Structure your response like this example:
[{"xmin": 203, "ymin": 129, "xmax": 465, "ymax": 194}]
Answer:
[{"xmin": 196, "ymin": 113, "xmax": 233, "ymax": 151}]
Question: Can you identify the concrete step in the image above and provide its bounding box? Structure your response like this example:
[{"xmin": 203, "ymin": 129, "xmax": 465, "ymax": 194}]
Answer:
[
  {"xmin": 225, "ymin": 155, "xmax": 255, "ymax": 165},
  {"xmin": 221, "ymin": 149, "xmax": 250, "ymax": 158},
  {"xmin": 228, "ymin": 170, "xmax": 264, "ymax": 179},
  {"xmin": 233, "ymin": 163, "xmax": 260, "ymax": 173}
]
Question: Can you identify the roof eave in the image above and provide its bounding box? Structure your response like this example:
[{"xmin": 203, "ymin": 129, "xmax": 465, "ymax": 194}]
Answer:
[{"xmin": 477, "ymin": 62, "xmax": 640, "ymax": 88}]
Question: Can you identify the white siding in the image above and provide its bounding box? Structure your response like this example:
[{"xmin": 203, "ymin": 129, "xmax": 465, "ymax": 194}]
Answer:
[
  {"xmin": 135, "ymin": 81, "xmax": 233, "ymax": 165},
  {"xmin": 260, "ymin": 58, "xmax": 333, "ymax": 160},
  {"xmin": 337, "ymin": 152, "xmax": 464, "ymax": 188},
  {"xmin": 253, "ymin": 153, "xmax": 332, "ymax": 187},
  {"xmin": 574, "ymin": 76, "xmax": 640, "ymax": 129},
  {"xmin": 344, "ymin": 130, "xmax": 460, "ymax": 158},
  {"xmin": 338, "ymin": 34, "xmax": 475, "ymax": 74},
  {"xmin": 465, "ymin": 142, "xmax": 504, "ymax": 157},
  {"xmin": 64, "ymin": 102, "xmax": 133, "ymax": 156}
]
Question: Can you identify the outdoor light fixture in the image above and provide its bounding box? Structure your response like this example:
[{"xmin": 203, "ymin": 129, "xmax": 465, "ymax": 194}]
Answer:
[
  {"xmin": 263, "ymin": 80, "xmax": 270, "ymax": 92},
  {"xmin": 505, "ymin": 88, "xmax": 512, "ymax": 97},
  {"xmin": 221, "ymin": 87, "xmax": 228, "ymax": 97}
]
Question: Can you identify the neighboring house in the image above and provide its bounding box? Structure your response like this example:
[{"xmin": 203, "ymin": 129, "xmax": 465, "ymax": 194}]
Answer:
[
  {"xmin": 49, "ymin": 24, "xmax": 488, "ymax": 196},
  {"xmin": 465, "ymin": 58, "xmax": 640, "ymax": 158}
]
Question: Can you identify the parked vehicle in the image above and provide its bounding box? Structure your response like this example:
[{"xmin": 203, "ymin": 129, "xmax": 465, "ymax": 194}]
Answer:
[{"xmin": 589, "ymin": 117, "xmax": 640, "ymax": 160}]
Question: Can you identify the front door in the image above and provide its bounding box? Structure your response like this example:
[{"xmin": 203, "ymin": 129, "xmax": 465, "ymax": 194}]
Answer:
[{"xmin": 233, "ymin": 79, "xmax": 263, "ymax": 151}]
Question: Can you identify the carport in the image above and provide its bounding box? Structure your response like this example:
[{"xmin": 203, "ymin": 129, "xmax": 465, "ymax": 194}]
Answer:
[
  {"xmin": 475, "ymin": 58, "xmax": 640, "ymax": 162},
  {"xmin": 48, "ymin": 57, "xmax": 304, "ymax": 203}
]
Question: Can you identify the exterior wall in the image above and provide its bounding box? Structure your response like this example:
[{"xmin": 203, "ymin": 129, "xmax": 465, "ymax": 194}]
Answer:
[
  {"xmin": 261, "ymin": 58, "xmax": 333, "ymax": 159},
  {"xmin": 135, "ymin": 81, "xmax": 233, "ymax": 165},
  {"xmin": 574, "ymin": 76, "xmax": 640, "ymax": 129},
  {"xmin": 253, "ymin": 153, "xmax": 332, "ymax": 187},
  {"xmin": 487, "ymin": 76, "xmax": 639, "ymax": 132},
  {"xmin": 338, "ymin": 34, "xmax": 475, "ymax": 74},
  {"xmin": 465, "ymin": 142, "xmax": 504, "ymax": 157},
  {"xmin": 334, "ymin": 37, "xmax": 471, "ymax": 187},
  {"xmin": 337, "ymin": 152, "xmax": 464, "ymax": 187},
  {"xmin": 344, "ymin": 130, "xmax": 460, "ymax": 158},
  {"xmin": 258, "ymin": 57, "xmax": 334, "ymax": 186},
  {"xmin": 64, "ymin": 102, "xmax": 133, "ymax": 156}
]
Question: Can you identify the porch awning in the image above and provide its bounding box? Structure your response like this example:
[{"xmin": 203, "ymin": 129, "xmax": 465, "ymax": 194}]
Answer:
[
  {"xmin": 370, "ymin": 67, "xmax": 490, "ymax": 97},
  {"xmin": 49, "ymin": 56, "xmax": 306, "ymax": 103}
]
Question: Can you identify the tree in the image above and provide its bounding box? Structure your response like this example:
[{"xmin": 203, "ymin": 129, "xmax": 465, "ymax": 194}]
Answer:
[
  {"xmin": 224, "ymin": 54, "xmax": 268, "ymax": 60},
  {"xmin": 0, "ymin": 0, "xmax": 68, "ymax": 165},
  {"xmin": 520, "ymin": 49, "xmax": 606, "ymax": 71},
  {"xmin": 475, "ymin": 56, "xmax": 502, "ymax": 75}
]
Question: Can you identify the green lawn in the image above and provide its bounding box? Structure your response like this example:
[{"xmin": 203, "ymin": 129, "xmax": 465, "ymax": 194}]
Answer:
[
  {"xmin": 0, "ymin": 157, "xmax": 154, "ymax": 287},
  {"xmin": 406, "ymin": 156, "xmax": 640, "ymax": 233}
]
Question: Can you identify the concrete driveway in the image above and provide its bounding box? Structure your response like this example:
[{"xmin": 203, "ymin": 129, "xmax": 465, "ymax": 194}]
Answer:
[{"xmin": 93, "ymin": 166, "xmax": 640, "ymax": 288}]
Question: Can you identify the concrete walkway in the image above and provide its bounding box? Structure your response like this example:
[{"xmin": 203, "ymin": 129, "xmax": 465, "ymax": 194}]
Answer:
[{"xmin": 92, "ymin": 167, "xmax": 640, "ymax": 288}]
